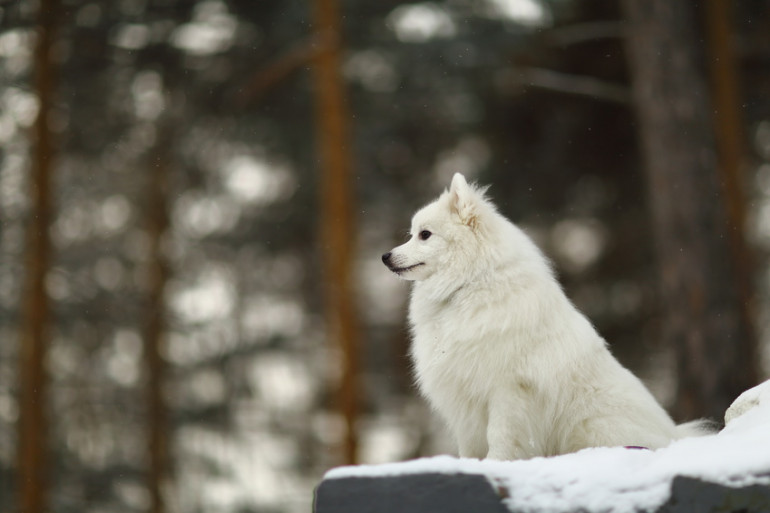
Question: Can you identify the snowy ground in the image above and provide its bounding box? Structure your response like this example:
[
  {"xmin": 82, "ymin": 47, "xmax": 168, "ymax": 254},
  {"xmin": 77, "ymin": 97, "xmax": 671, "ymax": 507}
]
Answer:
[{"xmin": 325, "ymin": 379, "xmax": 770, "ymax": 513}]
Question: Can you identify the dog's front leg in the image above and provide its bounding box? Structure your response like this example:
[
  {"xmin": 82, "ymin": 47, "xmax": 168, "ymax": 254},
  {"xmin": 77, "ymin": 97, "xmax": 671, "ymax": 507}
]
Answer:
[
  {"xmin": 485, "ymin": 394, "xmax": 531, "ymax": 460},
  {"xmin": 457, "ymin": 430, "xmax": 488, "ymax": 459}
]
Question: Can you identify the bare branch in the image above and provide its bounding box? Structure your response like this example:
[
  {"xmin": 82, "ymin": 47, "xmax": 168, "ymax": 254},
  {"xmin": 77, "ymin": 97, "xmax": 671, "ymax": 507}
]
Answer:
[
  {"xmin": 545, "ymin": 21, "xmax": 625, "ymax": 47},
  {"xmin": 500, "ymin": 67, "xmax": 630, "ymax": 104},
  {"xmin": 234, "ymin": 36, "xmax": 328, "ymax": 107}
]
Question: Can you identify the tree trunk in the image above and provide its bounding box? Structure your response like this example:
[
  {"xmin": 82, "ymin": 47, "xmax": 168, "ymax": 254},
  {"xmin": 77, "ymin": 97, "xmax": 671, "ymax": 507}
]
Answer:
[
  {"xmin": 17, "ymin": 1, "xmax": 58, "ymax": 511},
  {"xmin": 703, "ymin": 0, "xmax": 755, "ymax": 345},
  {"xmin": 310, "ymin": 0, "xmax": 360, "ymax": 465},
  {"xmin": 621, "ymin": 0, "xmax": 758, "ymax": 421},
  {"xmin": 146, "ymin": 126, "xmax": 172, "ymax": 513}
]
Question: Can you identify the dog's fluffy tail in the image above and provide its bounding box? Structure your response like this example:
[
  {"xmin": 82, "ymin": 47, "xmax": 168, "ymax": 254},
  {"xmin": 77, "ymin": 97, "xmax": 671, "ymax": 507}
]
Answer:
[{"xmin": 676, "ymin": 419, "xmax": 719, "ymax": 438}]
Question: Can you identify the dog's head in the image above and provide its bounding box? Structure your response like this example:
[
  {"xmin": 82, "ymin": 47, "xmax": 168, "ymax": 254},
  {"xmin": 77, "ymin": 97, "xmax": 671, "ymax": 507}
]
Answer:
[{"xmin": 382, "ymin": 173, "xmax": 491, "ymax": 282}]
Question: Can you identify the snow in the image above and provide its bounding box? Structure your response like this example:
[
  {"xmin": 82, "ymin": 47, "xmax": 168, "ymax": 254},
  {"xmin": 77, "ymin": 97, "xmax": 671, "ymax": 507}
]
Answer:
[
  {"xmin": 724, "ymin": 377, "xmax": 770, "ymax": 430},
  {"xmin": 325, "ymin": 379, "xmax": 770, "ymax": 513}
]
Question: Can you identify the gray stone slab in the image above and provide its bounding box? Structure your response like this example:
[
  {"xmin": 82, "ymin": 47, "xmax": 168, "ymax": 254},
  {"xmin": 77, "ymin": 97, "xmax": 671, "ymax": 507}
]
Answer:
[
  {"xmin": 315, "ymin": 472, "xmax": 770, "ymax": 513},
  {"xmin": 314, "ymin": 473, "xmax": 510, "ymax": 513},
  {"xmin": 657, "ymin": 475, "xmax": 770, "ymax": 513}
]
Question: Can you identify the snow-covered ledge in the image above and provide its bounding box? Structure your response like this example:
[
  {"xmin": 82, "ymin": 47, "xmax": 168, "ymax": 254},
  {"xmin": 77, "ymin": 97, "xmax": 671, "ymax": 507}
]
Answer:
[{"xmin": 315, "ymin": 380, "xmax": 770, "ymax": 513}]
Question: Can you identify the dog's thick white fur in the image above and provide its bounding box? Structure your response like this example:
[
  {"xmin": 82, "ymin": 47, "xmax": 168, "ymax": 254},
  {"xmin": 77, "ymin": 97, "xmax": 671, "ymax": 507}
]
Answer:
[{"xmin": 383, "ymin": 173, "xmax": 708, "ymax": 460}]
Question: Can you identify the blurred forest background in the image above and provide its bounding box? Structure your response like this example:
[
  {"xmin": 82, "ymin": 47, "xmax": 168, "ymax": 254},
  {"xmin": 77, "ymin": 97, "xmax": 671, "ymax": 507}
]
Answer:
[{"xmin": 2, "ymin": 0, "xmax": 770, "ymax": 512}]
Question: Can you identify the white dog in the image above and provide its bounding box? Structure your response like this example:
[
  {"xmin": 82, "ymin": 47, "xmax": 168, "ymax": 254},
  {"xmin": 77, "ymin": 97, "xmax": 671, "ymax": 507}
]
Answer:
[{"xmin": 382, "ymin": 173, "xmax": 708, "ymax": 460}]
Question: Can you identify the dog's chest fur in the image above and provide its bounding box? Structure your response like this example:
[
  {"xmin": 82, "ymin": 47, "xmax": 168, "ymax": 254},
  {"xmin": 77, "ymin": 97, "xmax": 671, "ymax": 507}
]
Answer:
[{"xmin": 408, "ymin": 283, "xmax": 532, "ymax": 407}]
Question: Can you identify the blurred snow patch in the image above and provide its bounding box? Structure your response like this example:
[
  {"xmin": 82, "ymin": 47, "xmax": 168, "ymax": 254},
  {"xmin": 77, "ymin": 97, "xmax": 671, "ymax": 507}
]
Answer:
[
  {"xmin": 131, "ymin": 71, "xmax": 165, "ymax": 120},
  {"xmin": 359, "ymin": 252, "xmax": 408, "ymax": 325},
  {"xmin": 387, "ymin": 3, "xmax": 456, "ymax": 43},
  {"xmin": 174, "ymin": 192, "xmax": 241, "ymax": 237},
  {"xmin": 240, "ymin": 295, "xmax": 305, "ymax": 341},
  {"xmin": 345, "ymin": 50, "xmax": 399, "ymax": 93},
  {"xmin": 433, "ymin": 136, "xmax": 490, "ymax": 185},
  {"xmin": 360, "ymin": 417, "xmax": 420, "ymax": 464},
  {"xmin": 223, "ymin": 155, "xmax": 295, "ymax": 205},
  {"xmin": 481, "ymin": 0, "xmax": 552, "ymax": 27},
  {"xmin": 551, "ymin": 218, "xmax": 606, "ymax": 273},
  {"xmin": 171, "ymin": 267, "xmax": 235, "ymax": 323},
  {"xmin": 112, "ymin": 23, "xmax": 150, "ymax": 50},
  {"xmin": 170, "ymin": 0, "xmax": 237, "ymax": 55},
  {"xmin": 0, "ymin": 29, "xmax": 33, "ymax": 77},
  {"xmin": 251, "ymin": 353, "xmax": 314, "ymax": 411}
]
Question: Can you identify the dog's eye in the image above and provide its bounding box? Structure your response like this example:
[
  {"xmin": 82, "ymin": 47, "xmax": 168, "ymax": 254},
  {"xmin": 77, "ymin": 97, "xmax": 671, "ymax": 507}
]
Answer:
[{"xmin": 419, "ymin": 230, "xmax": 432, "ymax": 241}]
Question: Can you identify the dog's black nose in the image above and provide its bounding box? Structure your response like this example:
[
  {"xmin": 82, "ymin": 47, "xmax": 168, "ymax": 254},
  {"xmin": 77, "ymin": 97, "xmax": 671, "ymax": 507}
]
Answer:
[{"xmin": 382, "ymin": 252, "xmax": 392, "ymax": 264}]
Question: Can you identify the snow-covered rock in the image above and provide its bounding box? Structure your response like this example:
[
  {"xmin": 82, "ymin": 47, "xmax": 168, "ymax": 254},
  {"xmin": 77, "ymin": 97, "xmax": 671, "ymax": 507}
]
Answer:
[
  {"xmin": 724, "ymin": 378, "xmax": 770, "ymax": 430},
  {"xmin": 316, "ymin": 380, "xmax": 770, "ymax": 513}
]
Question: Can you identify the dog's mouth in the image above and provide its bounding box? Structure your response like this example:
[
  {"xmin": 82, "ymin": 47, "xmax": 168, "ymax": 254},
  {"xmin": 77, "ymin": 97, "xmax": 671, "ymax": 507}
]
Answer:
[{"xmin": 389, "ymin": 262, "xmax": 425, "ymax": 275}]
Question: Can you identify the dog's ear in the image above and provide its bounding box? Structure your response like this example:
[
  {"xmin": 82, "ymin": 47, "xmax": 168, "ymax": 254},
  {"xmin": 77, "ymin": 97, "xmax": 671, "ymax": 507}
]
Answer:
[{"xmin": 449, "ymin": 173, "xmax": 479, "ymax": 228}]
